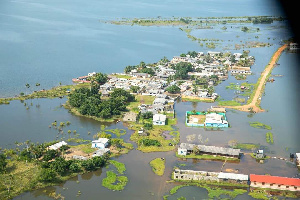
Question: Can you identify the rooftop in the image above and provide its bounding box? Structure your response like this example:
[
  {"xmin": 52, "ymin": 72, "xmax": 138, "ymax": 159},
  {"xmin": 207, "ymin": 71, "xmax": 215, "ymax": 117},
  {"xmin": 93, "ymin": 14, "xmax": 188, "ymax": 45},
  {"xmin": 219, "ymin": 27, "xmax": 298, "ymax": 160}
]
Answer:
[{"xmin": 250, "ymin": 174, "xmax": 300, "ymax": 187}]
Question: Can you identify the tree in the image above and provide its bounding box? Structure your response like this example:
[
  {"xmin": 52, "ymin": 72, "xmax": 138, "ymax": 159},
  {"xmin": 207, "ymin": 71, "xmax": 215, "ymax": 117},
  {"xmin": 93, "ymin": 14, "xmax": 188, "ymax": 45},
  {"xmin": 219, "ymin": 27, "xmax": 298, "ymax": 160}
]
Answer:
[
  {"xmin": 0, "ymin": 153, "xmax": 7, "ymax": 172},
  {"xmin": 187, "ymin": 51, "xmax": 198, "ymax": 58},
  {"xmin": 25, "ymin": 83, "xmax": 30, "ymax": 95},
  {"xmin": 69, "ymin": 161, "xmax": 80, "ymax": 173},
  {"xmin": 38, "ymin": 168, "xmax": 57, "ymax": 182},
  {"xmin": 94, "ymin": 73, "xmax": 108, "ymax": 85},
  {"xmin": 192, "ymin": 84, "xmax": 198, "ymax": 95},
  {"xmin": 165, "ymin": 85, "xmax": 180, "ymax": 94},
  {"xmin": 50, "ymin": 157, "xmax": 69, "ymax": 175},
  {"xmin": 207, "ymin": 86, "xmax": 214, "ymax": 95},
  {"xmin": 35, "ymin": 83, "xmax": 41, "ymax": 106},
  {"xmin": 130, "ymin": 86, "xmax": 140, "ymax": 93}
]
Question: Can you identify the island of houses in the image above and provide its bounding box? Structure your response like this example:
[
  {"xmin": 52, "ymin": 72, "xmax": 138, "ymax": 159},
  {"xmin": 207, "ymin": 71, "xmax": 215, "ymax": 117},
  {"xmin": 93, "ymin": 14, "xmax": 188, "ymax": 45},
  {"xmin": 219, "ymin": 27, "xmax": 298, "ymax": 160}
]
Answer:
[{"xmin": 73, "ymin": 50, "xmax": 255, "ymax": 103}]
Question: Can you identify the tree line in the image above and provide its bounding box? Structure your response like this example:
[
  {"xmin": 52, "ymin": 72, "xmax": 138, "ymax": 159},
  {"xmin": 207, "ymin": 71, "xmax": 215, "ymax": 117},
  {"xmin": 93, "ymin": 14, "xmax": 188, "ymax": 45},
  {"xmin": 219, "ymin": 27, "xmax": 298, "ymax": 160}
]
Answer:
[{"xmin": 68, "ymin": 87, "xmax": 135, "ymax": 119}]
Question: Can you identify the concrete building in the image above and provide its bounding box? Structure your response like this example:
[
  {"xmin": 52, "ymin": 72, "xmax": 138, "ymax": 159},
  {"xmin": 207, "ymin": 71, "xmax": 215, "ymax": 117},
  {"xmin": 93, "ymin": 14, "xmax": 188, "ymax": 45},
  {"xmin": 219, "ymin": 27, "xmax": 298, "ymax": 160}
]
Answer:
[
  {"xmin": 153, "ymin": 114, "xmax": 166, "ymax": 125},
  {"xmin": 91, "ymin": 138, "xmax": 109, "ymax": 149},
  {"xmin": 250, "ymin": 174, "xmax": 300, "ymax": 192}
]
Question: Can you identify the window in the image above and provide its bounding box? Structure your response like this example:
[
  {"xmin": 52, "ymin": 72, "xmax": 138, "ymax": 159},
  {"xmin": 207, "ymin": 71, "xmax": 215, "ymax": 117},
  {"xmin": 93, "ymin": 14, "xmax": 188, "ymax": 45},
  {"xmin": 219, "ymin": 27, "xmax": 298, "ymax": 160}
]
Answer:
[
  {"xmin": 262, "ymin": 182, "xmax": 265, "ymax": 185},
  {"xmin": 270, "ymin": 184, "xmax": 273, "ymax": 186},
  {"xmin": 286, "ymin": 186, "xmax": 289, "ymax": 188}
]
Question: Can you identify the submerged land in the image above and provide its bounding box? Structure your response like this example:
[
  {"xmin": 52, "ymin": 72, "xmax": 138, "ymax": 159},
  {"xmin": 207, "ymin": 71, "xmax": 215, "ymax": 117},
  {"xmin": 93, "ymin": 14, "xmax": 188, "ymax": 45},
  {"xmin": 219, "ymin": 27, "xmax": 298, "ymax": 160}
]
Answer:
[{"xmin": 0, "ymin": 14, "xmax": 299, "ymax": 200}]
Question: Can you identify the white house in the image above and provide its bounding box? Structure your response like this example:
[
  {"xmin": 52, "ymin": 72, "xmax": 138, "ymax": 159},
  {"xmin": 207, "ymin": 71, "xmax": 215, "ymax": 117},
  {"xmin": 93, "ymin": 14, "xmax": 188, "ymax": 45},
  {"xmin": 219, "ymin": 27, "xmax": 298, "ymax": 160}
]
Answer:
[
  {"xmin": 153, "ymin": 114, "xmax": 166, "ymax": 125},
  {"xmin": 91, "ymin": 138, "xmax": 110, "ymax": 149},
  {"xmin": 178, "ymin": 147, "xmax": 187, "ymax": 156}
]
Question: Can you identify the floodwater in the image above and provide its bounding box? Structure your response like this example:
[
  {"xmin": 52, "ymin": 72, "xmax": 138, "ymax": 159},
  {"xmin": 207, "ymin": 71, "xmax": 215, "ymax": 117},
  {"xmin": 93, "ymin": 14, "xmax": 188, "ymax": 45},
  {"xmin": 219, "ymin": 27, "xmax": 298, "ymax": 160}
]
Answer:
[{"xmin": 0, "ymin": 0, "xmax": 299, "ymax": 199}]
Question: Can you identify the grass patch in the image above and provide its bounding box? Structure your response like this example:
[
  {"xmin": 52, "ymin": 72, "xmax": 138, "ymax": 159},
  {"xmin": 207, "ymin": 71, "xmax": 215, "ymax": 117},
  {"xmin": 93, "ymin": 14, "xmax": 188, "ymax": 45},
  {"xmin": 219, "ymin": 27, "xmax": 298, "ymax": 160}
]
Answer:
[
  {"xmin": 235, "ymin": 143, "xmax": 260, "ymax": 150},
  {"xmin": 249, "ymin": 122, "xmax": 272, "ymax": 130},
  {"xmin": 71, "ymin": 143, "xmax": 95, "ymax": 154},
  {"xmin": 102, "ymin": 171, "xmax": 128, "ymax": 191},
  {"xmin": 109, "ymin": 160, "xmax": 126, "ymax": 174},
  {"xmin": 266, "ymin": 132, "xmax": 274, "ymax": 144},
  {"xmin": 218, "ymin": 100, "xmax": 241, "ymax": 106},
  {"xmin": 149, "ymin": 158, "xmax": 165, "ymax": 176}
]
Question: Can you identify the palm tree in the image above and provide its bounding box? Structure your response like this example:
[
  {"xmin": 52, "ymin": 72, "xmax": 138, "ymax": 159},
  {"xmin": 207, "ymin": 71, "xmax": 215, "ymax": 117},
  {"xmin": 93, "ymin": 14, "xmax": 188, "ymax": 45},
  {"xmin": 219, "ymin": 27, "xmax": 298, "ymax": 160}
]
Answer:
[
  {"xmin": 35, "ymin": 83, "xmax": 40, "ymax": 107},
  {"xmin": 25, "ymin": 83, "xmax": 30, "ymax": 95}
]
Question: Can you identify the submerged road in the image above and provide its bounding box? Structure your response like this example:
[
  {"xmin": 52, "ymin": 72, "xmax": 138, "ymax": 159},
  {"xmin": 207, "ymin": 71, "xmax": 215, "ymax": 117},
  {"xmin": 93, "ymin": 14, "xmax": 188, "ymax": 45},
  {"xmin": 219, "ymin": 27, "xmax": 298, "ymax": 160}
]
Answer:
[{"xmin": 223, "ymin": 44, "xmax": 288, "ymax": 113}]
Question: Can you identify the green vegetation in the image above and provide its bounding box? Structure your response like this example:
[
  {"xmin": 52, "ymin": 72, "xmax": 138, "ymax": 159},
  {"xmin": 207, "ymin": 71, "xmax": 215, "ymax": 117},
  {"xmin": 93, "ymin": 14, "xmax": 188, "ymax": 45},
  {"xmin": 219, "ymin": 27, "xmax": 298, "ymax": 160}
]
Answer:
[
  {"xmin": 249, "ymin": 122, "xmax": 272, "ymax": 130},
  {"xmin": 102, "ymin": 171, "xmax": 128, "ymax": 191},
  {"xmin": 0, "ymin": 141, "xmax": 110, "ymax": 199},
  {"xmin": 171, "ymin": 62, "xmax": 193, "ymax": 80},
  {"xmin": 165, "ymin": 85, "xmax": 181, "ymax": 94},
  {"xmin": 149, "ymin": 158, "xmax": 165, "ymax": 176},
  {"xmin": 0, "ymin": 83, "xmax": 90, "ymax": 105},
  {"xmin": 139, "ymin": 139, "xmax": 161, "ymax": 147},
  {"xmin": 236, "ymin": 143, "xmax": 260, "ymax": 150},
  {"xmin": 266, "ymin": 132, "xmax": 274, "ymax": 144},
  {"xmin": 68, "ymin": 87, "xmax": 135, "ymax": 119},
  {"xmin": 109, "ymin": 160, "xmax": 126, "ymax": 174},
  {"xmin": 166, "ymin": 182, "xmax": 247, "ymax": 199},
  {"xmin": 218, "ymin": 100, "xmax": 241, "ymax": 106}
]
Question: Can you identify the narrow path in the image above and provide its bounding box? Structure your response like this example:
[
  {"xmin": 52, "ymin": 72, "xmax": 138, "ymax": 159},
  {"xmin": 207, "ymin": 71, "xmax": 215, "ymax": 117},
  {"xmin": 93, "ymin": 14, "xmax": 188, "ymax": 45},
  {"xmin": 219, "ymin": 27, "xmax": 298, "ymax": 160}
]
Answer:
[{"xmin": 222, "ymin": 44, "xmax": 288, "ymax": 113}]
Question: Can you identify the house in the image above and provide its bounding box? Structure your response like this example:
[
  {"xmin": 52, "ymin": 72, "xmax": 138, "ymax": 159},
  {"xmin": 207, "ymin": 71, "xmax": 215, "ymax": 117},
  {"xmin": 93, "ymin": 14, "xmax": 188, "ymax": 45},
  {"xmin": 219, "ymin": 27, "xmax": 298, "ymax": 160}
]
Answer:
[
  {"xmin": 296, "ymin": 153, "xmax": 300, "ymax": 167},
  {"xmin": 250, "ymin": 174, "xmax": 300, "ymax": 191},
  {"xmin": 88, "ymin": 72, "xmax": 96, "ymax": 77},
  {"xmin": 218, "ymin": 172, "xmax": 249, "ymax": 184},
  {"xmin": 173, "ymin": 169, "xmax": 219, "ymax": 182},
  {"xmin": 256, "ymin": 150, "xmax": 265, "ymax": 159},
  {"xmin": 178, "ymin": 147, "xmax": 188, "ymax": 156},
  {"xmin": 92, "ymin": 148, "xmax": 110, "ymax": 157},
  {"xmin": 204, "ymin": 113, "xmax": 228, "ymax": 127},
  {"xmin": 153, "ymin": 114, "xmax": 166, "ymax": 125},
  {"xmin": 91, "ymin": 138, "xmax": 109, "ymax": 149},
  {"xmin": 138, "ymin": 128, "xmax": 149, "ymax": 136},
  {"xmin": 48, "ymin": 141, "xmax": 68, "ymax": 150}
]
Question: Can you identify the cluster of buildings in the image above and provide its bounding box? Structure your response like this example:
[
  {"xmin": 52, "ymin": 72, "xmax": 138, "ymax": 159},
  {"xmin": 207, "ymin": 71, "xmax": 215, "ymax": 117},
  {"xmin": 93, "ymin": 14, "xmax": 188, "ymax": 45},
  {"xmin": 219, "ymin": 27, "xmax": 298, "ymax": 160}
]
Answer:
[{"xmin": 173, "ymin": 169, "xmax": 300, "ymax": 192}]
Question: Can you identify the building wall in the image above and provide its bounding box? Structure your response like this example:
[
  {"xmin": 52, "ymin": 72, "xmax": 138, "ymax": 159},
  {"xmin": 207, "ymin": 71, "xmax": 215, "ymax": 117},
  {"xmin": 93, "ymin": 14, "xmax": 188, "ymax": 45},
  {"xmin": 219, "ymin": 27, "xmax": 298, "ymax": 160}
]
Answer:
[{"xmin": 250, "ymin": 182, "xmax": 300, "ymax": 192}]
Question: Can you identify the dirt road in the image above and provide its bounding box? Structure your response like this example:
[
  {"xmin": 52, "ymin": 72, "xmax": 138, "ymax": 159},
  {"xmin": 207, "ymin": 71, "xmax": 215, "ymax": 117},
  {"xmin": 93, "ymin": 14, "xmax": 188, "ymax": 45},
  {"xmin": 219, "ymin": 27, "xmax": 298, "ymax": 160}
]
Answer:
[{"xmin": 223, "ymin": 44, "xmax": 288, "ymax": 113}]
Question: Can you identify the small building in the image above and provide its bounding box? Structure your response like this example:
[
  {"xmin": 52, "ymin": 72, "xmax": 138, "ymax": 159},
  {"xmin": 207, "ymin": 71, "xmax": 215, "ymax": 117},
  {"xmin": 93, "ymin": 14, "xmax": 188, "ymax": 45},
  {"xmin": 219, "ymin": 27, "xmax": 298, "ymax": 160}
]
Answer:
[
  {"xmin": 92, "ymin": 148, "xmax": 110, "ymax": 157},
  {"xmin": 256, "ymin": 150, "xmax": 265, "ymax": 159},
  {"xmin": 72, "ymin": 155, "xmax": 88, "ymax": 160},
  {"xmin": 91, "ymin": 138, "xmax": 109, "ymax": 149},
  {"xmin": 138, "ymin": 128, "xmax": 149, "ymax": 136},
  {"xmin": 178, "ymin": 147, "xmax": 188, "ymax": 156},
  {"xmin": 295, "ymin": 153, "xmax": 300, "ymax": 167},
  {"xmin": 178, "ymin": 143, "xmax": 241, "ymax": 158},
  {"xmin": 250, "ymin": 174, "xmax": 300, "ymax": 192},
  {"xmin": 205, "ymin": 113, "xmax": 228, "ymax": 127},
  {"xmin": 48, "ymin": 141, "xmax": 68, "ymax": 150},
  {"xmin": 218, "ymin": 172, "xmax": 249, "ymax": 184},
  {"xmin": 153, "ymin": 114, "xmax": 166, "ymax": 125},
  {"xmin": 122, "ymin": 111, "xmax": 137, "ymax": 122},
  {"xmin": 173, "ymin": 169, "xmax": 219, "ymax": 182}
]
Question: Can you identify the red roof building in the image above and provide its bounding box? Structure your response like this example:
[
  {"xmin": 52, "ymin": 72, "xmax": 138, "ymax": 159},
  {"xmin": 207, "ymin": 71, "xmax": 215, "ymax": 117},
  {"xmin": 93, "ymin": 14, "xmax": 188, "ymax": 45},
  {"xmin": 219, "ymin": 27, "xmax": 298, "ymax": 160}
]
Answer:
[{"xmin": 250, "ymin": 174, "xmax": 300, "ymax": 191}]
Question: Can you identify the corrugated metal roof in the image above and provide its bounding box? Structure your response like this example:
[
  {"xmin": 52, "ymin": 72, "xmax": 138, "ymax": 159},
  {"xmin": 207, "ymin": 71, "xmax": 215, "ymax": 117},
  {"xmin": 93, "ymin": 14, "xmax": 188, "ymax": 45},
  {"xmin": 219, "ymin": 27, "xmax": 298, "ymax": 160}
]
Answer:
[{"xmin": 218, "ymin": 172, "xmax": 248, "ymax": 181}]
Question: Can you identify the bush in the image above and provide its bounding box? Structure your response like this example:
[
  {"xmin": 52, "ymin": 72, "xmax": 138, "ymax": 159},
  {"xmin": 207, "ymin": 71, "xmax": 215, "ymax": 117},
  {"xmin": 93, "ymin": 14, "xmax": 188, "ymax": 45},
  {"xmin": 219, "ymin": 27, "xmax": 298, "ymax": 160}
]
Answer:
[
  {"xmin": 38, "ymin": 168, "xmax": 57, "ymax": 182},
  {"xmin": 139, "ymin": 139, "xmax": 161, "ymax": 147}
]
